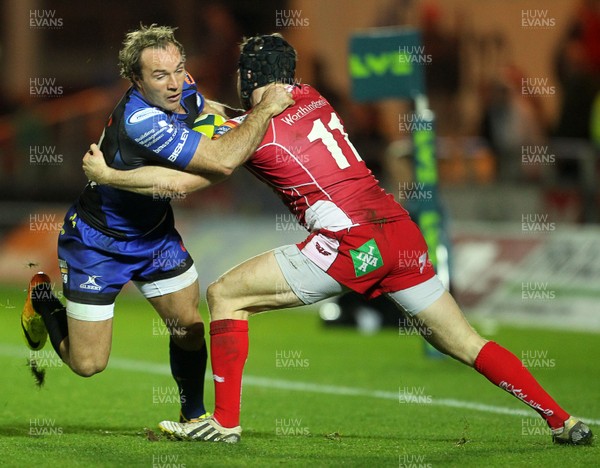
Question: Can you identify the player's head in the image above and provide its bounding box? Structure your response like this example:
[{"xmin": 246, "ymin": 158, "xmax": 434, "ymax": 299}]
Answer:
[
  {"xmin": 238, "ymin": 33, "xmax": 297, "ymax": 110},
  {"xmin": 119, "ymin": 24, "xmax": 186, "ymax": 112}
]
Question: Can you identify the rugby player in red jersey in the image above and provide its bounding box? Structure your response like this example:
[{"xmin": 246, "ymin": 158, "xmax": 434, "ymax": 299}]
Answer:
[{"xmin": 83, "ymin": 34, "xmax": 593, "ymax": 446}]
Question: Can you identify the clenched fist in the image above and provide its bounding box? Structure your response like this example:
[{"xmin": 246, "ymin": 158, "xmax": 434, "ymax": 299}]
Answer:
[
  {"xmin": 256, "ymin": 84, "xmax": 295, "ymax": 117},
  {"xmin": 82, "ymin": 144, "xmax": 109, "ymax": 184}
]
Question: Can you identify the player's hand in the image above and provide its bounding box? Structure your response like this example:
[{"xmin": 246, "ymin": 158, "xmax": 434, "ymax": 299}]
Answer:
[
  {"xmin": 257, "ymin": 84, "xmax": 294, "ymax": 117},
  {"xmin": 82, "ymin": 143, "xmax": 110, "ymax": 184}
]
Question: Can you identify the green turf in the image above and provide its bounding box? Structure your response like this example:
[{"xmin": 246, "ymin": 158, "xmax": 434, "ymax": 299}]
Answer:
[{"xmin": 0, "ymin": 285, "xmax": 598, "ymax": 467}]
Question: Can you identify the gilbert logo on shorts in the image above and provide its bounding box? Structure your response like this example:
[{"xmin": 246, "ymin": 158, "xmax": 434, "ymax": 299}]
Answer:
[
  {"xmin": 350, "ymin": 239, "xmax": 383, "ymax": 277},
  {"xmin": 79, "ymin": 275, "xmax": 102, "ymax": 291}
]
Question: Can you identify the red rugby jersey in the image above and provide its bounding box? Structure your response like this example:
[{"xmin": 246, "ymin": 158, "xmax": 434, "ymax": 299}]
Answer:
[{"xmin": 218, "ymin": 84, "xmax": 409, "ymax": 232}]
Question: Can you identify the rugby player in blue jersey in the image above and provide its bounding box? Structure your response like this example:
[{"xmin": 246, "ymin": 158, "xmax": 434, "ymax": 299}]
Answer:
[{"xmin": 21, "ymin": 24, "xmax": 293, "ymax": 425}]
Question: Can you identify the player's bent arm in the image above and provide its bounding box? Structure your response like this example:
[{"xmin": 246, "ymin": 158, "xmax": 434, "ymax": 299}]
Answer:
[
  {"xmin": 104, "ymin": 165, "xmax": 225, "ymax": 196},
  {"xmin": 82, "ymin": 144, "xmax": 226, "ymax": 196},
  {"xmin": 186, "ymin": 84, "xmax": 294, "ymax": 176}
]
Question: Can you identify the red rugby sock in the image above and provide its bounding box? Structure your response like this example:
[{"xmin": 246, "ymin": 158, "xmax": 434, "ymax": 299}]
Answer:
[
  {"xmin": 474, "ymin": 341, "xmax": 569, "ymax": 429},
  {"xmin": 209, "ymin": 319, "xmax": 249, "ymax": 428}
]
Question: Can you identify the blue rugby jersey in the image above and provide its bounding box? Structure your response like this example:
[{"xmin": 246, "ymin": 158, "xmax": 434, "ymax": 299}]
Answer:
[{"xmin": 76, "ymin": 74, "xmax": 204, "ymax": 238}]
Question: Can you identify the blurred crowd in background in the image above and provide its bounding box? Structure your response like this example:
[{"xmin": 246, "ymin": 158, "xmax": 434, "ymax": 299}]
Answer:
[{"xmin": 0, "ymin": 0, "xmax": 599, "ymax": 224}]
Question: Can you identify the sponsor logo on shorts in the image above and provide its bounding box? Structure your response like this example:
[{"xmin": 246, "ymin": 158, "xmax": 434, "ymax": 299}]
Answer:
[
  {"xmin": 301, "ymin": 234, "xmax": 338, "ymax": 271},
  {"xmin": 398, "ymin": 250, "xmax": 431, "ymax": 273},
  {"xmin": 350, "ymin": 239, "xmax": 383, "ymax": 277},
  {"xmin": 418, "ymin": 252, "xmax": 428, "ymax": 273},
  {"xmin": 79, "ymin": 275, "xmax": 102, "ymax": 291},
  {"xmin": 315, "ymin": 242, "xmax": 331, "ymax": 256},
  {"xmin": 58, "ymin": 259, "xmax": 68, "ymax": 284}
]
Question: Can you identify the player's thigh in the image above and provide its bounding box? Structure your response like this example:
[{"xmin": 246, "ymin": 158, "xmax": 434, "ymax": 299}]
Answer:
[
  {"xmin": 144, "ymin": 275, "xmax": 201, "ymax": 327},
  {"xmin": 58, "ymin": 214, "xmax": 127, "ymax": 375},
  {"xmin": 133, "ymin": 230, "xmax": 200, "ymax": 327},
  {"xmin": 208, "ymin": 245, "xmax": 349, "ymax": 319},
  {"xmin": 207, "ymin": 249, "xmax": 297, "ymax": 318},
  {"xmin": 65, "ymin": 310, "xmax": 113, "ymax": 377}
]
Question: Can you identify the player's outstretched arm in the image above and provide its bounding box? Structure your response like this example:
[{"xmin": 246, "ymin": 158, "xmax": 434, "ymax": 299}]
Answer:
[
  {"xmin": 82, "ymin": 144, "xmax": 225, "ymax": 196},
  {"xmin": 186, "ymin": 84, "xmax": 294, "ymax": 176}
]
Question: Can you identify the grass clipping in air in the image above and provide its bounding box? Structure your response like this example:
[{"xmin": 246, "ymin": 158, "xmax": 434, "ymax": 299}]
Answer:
[{"xmin": 28, "ymin": 358, "xmax": 46, "ymax": 388}]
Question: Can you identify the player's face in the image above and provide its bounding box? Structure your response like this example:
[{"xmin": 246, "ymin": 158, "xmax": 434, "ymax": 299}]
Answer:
[{"xmin": 136, "ymin": 43, "xmax": 186, "ymax": 112}]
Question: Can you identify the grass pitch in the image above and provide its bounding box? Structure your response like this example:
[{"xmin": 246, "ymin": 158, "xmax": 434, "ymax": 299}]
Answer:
[{"xmin": 0, "ymin": 284, "xmax": 598, "ymax": 467}]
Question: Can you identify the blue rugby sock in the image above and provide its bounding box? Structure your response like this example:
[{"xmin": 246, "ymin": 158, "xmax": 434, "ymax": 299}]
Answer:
[
  {"xmin": 169, "ymin": 335, "xmax": 207, "ymax": 420},
  {"xmin": 33, "ymin": 284, "xmax": 68, "ymax": 359}
]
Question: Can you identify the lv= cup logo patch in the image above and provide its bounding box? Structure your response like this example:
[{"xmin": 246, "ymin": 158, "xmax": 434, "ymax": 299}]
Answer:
[{"xmin": 350, "ymin": 239, "xmax": 383, "ymax": 277}]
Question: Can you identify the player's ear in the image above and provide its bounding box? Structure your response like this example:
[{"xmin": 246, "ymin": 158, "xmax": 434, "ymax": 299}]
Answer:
[{"xmin": 132, "ymin": 74, "xmax": 143, "ymax": 89}]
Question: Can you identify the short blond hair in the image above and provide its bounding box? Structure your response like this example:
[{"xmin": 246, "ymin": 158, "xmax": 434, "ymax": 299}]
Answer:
[{"xmin": 118, "ymin": 24, "xmax": 185, "ymax": 83}]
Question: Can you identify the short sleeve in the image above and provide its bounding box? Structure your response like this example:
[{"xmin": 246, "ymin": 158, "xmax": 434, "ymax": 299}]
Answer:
[{"xmin": 124, "ymin": 107, "xmax": 201, "ymax": 169}]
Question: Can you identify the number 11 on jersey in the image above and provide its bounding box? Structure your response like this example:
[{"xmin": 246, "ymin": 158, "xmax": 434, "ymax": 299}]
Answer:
[{"xmin": 307, "ymin": 112, "xmax": 363, "ymax": 169}]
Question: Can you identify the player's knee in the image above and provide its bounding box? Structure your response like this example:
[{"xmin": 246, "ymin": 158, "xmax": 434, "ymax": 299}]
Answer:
[
  {"xmin": 207, "ymin": 277, "xmax": 246, "ymax": 320},
  {"xmin": 206, "ymin": 278, "xmax": 221, "ymax": 302},
  {"xmin": 431, "ymin": 333, "xmax": 487, "ymax": 367},
  {"xmin": 69, "ymin": 357, "xmax": 107, "ymax": 377},
  {"xmin": 206, "ymin": 279, "xmax": 228, "ymax": 316}
]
